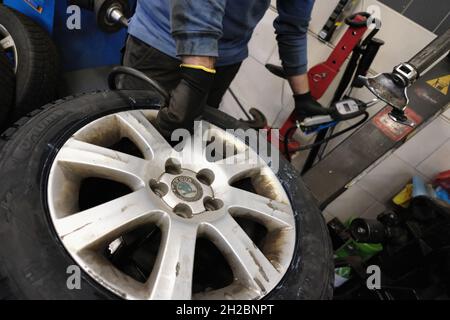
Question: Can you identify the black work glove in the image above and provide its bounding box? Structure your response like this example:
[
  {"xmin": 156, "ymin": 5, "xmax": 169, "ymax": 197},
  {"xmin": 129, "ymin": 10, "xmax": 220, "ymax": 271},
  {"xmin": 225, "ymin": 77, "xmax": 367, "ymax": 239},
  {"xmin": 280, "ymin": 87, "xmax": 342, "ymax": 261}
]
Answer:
[
  {"xmin": 293, "ymin": 92, "xmax": 330, "ymax": 120},
  {"xmin": 156, "ymin": 66, "xmax": 215, "ymax": 139}
]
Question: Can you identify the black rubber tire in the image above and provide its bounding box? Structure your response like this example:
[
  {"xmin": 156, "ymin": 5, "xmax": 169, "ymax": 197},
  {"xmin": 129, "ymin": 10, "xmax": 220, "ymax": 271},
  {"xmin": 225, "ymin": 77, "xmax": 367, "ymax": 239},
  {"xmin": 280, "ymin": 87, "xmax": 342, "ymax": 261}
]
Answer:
[
  {"xmin": 0, "ymin": 47, "xmax": 14, "ymax": 129},
  {"xmin": 0, "ymin": 4, "xmax": 59, "ymax": 122},
  {"xmin": 0, "ymin": 90, "xmax": 333, "ymax": 299}
]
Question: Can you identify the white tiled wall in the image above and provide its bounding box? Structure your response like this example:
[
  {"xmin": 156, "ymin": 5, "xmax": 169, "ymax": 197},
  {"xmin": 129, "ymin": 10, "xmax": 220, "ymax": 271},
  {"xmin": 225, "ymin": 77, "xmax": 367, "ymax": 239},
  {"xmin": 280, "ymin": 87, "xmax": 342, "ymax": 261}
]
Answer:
[{"xmin": 220, "ymin": 1, "xmax": 448, "ymax": 223}]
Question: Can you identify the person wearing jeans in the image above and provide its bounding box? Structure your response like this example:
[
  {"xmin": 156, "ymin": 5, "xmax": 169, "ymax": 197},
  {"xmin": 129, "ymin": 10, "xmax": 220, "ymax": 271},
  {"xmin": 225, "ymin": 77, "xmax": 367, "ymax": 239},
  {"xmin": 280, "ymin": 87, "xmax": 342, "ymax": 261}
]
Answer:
[{"xmin": 121, "ymin": 0, "xmax": 328, "ymax": 138}]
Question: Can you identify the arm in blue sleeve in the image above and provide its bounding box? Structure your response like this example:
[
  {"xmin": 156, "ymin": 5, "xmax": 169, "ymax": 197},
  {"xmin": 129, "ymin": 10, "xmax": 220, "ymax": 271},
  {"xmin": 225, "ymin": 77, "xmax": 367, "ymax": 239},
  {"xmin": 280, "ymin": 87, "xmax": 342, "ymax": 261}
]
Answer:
[
  {"xmin": 274, "ymin": 0, "xmax": 315, "ymax": 76},
  {"xmin": 170, "ymin": 0, "xmax": 227, "ymax": 58}
]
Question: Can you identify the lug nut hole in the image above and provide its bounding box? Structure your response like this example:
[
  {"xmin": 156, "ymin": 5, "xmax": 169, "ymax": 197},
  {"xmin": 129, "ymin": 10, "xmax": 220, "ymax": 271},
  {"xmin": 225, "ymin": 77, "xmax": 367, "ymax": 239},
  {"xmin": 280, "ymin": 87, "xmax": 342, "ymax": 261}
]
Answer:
[
  {"xmin": 203, "ymin": 197, "xmax": 224, "ymax": 212},
  {"xmin": 196, "ymin": 169, "xmax": 215, "ymax": 186},
  {"xmin": 165, "ymin": 158, "xmax": 182, "ymax": 175},
  {"xmin": 174, "ymin": 203, "xmax": 193, "ymax": 219},
  {"xmin": 149, "ymin": 179, "xmax": 168, "ymax": 197}
]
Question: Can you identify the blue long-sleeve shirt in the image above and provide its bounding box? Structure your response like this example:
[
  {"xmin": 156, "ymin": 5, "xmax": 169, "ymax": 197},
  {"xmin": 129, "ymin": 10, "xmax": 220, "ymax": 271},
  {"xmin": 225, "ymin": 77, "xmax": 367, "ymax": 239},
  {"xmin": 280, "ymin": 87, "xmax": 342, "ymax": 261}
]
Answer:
[{"xmin": 128, "ymin": 0, "xmax": 315, "ymax": 75}]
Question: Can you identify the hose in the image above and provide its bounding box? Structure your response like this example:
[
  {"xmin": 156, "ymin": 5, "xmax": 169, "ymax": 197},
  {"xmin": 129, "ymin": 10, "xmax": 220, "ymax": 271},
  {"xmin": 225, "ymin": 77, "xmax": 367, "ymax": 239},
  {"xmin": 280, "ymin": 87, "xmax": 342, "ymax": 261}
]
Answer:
[
  {"xmin": 285, "ymin": 111, "xmax": 369, "ymax": 156},
  {"xmin": 108, "ymin": 66, "xmax": 170, "ymax": 103}
]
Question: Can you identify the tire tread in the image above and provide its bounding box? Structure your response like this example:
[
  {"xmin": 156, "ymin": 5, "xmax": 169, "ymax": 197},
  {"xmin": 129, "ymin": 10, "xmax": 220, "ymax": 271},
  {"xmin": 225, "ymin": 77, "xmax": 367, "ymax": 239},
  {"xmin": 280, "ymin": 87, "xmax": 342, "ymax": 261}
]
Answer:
[{"xmin": 0, "ymin": 4, "xmax": 59, "ymax": 122}]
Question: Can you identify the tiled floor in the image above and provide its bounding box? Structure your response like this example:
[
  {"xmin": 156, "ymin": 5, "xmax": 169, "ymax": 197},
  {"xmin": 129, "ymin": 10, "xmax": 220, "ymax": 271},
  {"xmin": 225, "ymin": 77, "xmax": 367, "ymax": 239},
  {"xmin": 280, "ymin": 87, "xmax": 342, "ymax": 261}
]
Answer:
[
  {"xmin": 395, "ymin": 116, "xmax": 450, "ymax": 167},
  {"xmin": 228, "ymin": 56, "xmax": 285, "ymax": 126},
  {"xmin": 324, "ymin": 184, "xmax": 378, "ymax": 223},
  {"xmin": 326, "ymin": 113, "xmax": 450, "ymax": 221},
  {"xmin": 356, "ymin": 153, "xmax": 426, "ymax": 203},
  {"xmin": 416, "ymin": 139, "xmax": 450, "ymax": 179}
]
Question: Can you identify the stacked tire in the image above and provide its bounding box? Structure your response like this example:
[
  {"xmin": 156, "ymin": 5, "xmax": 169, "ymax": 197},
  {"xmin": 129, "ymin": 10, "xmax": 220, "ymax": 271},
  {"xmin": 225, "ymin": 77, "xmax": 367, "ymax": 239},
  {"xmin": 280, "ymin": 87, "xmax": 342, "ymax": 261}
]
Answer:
[
  {"xmin": 0, "ymin": 47, "xmax": 14, "ymax": 128},
  {"xmin": 0, "ymin": 4, "xmax": 59, "ymax": 131}
]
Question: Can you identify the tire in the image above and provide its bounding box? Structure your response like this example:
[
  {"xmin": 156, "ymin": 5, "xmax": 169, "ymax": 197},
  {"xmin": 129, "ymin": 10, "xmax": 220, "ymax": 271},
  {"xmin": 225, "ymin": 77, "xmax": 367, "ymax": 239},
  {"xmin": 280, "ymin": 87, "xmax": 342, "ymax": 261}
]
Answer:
[
  {"xmin": 0, "ymin": 4, "xmax": 59, "ymax": 122},
  {"xmin": 0, "ymin": 47, "xmax": 14, "ymax": 129},
  {"xmin": 0, "ymin": 90, "xmax": 333, "ymax": 300}
]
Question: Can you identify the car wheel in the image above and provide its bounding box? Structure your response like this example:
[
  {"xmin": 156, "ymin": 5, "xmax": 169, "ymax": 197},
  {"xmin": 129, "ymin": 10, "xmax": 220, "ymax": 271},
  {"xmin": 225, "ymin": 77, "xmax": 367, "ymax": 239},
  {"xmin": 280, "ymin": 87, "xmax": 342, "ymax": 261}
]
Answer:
[
  {"xmin": 0, "ymin": 90, "xmax": 333, "ymax": 300},
  {"xmin": 0, "ymin": 46, "xmax": 14, "ymax": 129},
  {"xmin": 0, "ymin": 4, "xmax": 59, "ymax": 122}
]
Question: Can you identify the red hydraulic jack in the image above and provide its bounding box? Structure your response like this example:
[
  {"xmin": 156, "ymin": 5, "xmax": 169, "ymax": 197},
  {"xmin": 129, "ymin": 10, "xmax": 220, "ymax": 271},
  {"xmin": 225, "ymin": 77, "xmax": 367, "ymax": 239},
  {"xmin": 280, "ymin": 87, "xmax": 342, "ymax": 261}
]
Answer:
[{"xmin": 264, "ymin": 13, "xmax": 372, "ymax": 154}]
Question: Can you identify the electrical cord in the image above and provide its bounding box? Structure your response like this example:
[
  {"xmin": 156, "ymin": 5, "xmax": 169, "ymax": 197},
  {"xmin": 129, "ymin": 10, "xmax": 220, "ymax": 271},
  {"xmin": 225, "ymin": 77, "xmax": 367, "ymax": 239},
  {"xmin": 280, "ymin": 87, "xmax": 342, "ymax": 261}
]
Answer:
[
  {"xmin": 108, "ymin": 66, "xmax": 170, "ymax": 103},
  {"xmin": 284, "ymin": 111, "xmax": 369, "ymax": 157}
]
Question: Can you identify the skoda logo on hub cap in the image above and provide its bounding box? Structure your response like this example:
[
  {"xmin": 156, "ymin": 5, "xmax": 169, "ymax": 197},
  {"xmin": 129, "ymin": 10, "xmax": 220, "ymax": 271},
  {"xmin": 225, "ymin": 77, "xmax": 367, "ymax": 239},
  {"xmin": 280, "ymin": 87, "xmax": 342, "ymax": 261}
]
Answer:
[{"xmin": 171, "ymin": 176, "xmax": 203, "ymax": 202}]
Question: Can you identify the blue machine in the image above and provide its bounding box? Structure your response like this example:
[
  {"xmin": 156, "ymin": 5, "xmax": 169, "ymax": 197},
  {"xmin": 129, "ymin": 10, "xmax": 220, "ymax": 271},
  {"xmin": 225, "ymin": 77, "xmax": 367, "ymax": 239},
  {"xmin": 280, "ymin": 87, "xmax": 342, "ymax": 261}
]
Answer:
[{"xmin": 4, "ymin": 0, "xmax": 136, "ymax": 71}]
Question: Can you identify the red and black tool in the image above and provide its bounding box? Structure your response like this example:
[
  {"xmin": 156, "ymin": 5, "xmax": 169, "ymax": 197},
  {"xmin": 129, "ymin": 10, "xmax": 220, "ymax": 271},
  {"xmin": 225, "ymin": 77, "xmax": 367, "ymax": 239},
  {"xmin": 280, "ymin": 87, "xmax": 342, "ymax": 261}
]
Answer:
[{"xmin": 265, "ymin": 12, "xmax": 374, "ymax": 157}]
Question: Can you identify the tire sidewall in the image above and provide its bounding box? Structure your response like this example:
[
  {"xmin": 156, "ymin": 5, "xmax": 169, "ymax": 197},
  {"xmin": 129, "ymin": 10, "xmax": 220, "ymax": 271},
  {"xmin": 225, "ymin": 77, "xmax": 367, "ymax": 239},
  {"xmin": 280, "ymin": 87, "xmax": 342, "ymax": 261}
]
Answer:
[
  {"xmin": 0, "ymin": 4, "xmax": 59, "ymax": 119},
  {"xmin": 0, "ymin": 47, "xmax": 15, "ymax": 128},
  {"xmin": 0, "ymin": 91, "xmax": 160, "ymax": 299},
  {"xmin": 0, "ymin": 90, "xmax": 332, "ymax": 299},
  {"xmin": 0, "ymin": 5, "xmax": 32, "ymax": 100}
]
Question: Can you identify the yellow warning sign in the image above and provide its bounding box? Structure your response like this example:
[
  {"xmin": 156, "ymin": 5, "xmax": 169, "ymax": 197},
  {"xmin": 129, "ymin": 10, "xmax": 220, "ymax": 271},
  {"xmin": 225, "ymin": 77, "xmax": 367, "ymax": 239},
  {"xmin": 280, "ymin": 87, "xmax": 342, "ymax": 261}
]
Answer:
[{"xmin": 426, "ymin": 74, "xmax": 450, "ymax": 95}]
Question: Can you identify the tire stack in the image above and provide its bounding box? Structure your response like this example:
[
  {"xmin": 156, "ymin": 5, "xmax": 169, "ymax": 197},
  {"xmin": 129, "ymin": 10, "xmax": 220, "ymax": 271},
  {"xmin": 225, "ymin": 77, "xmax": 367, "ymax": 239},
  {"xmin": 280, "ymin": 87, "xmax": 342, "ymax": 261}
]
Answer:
[
  {"xmin": 0, "ymin": 46, "xmax": 14, "ymax": 128},
  {"xmin": 0, "ymin": 4, "xmax": 59, "ymax": 132}
]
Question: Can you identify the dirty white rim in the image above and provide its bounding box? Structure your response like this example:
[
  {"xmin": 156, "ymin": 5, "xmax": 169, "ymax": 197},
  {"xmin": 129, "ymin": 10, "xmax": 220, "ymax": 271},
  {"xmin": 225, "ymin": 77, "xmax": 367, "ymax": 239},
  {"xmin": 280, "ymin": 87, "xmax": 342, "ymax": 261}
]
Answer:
[{"xmin": 47, "ymin": 109, "xmax": 296, "ymax": 300}]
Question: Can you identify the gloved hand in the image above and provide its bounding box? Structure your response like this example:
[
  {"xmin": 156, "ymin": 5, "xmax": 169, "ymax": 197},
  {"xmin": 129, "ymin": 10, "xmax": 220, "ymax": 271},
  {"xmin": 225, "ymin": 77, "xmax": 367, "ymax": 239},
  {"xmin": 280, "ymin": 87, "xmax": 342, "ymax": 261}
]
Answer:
[
  {"xmin": 293, "ymin": 92, "xmax": 330, "ymax": 120},
  {"xmin": 156, "ymin": 65, "xmax": 215, "ymax": 139}
]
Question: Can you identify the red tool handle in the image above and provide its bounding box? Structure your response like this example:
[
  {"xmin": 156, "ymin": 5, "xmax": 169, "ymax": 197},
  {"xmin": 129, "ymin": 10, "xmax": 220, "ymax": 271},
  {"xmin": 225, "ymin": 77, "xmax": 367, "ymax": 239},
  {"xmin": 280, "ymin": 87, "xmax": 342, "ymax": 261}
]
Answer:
[
  {"xmin": 309, "ymin": 14, "xmax": 369, "ymax": 100},
  {"xmin": 279, "ymin": 14, "xmax": 369, "ymax": 139}
]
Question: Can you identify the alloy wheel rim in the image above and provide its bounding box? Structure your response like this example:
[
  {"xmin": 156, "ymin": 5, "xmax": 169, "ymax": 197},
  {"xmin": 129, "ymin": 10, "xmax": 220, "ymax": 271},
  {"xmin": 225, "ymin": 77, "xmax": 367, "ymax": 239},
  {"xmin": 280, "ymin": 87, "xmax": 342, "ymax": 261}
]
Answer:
[
  {"xmin": 0, "ymin": 24, "xmax": 18, "ymax": 73},
  {"xmin": 46, "ymin": 109, "xmax": 296, "ymax": 300}
]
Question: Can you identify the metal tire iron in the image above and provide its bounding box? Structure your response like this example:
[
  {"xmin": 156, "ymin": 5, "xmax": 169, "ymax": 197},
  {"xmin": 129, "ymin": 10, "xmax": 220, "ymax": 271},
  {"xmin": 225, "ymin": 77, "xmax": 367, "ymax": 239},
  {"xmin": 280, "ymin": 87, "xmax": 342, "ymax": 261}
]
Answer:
[
  {"xmin": 359, "ymin": 29, "xmax": 450, "ymax": 127},
  {"xmin": 69, "ymin": 0, "xmax": 130, "ymax": 32}
]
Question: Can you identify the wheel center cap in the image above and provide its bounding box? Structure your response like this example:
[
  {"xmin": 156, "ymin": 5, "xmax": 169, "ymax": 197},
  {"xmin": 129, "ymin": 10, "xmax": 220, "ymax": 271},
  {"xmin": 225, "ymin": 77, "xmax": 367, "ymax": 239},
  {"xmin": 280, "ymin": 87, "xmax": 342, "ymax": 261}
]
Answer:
[
  {"xmin": 158, "ymin": 169, "xmax": 214, "ymax": 214},
  {"xmin": 171, "ymin": 176, "xmax": 203, "ymax": 202}
]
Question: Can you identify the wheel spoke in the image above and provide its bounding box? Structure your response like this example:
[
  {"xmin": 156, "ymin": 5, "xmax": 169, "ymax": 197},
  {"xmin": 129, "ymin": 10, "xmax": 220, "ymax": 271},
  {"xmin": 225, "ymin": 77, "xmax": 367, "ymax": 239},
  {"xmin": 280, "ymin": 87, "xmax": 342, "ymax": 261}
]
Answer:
[
  {"xmin": 215, "ymin": 187, "xmax": 294, "ymax": 230},
  {"xmin": 214, "ymin": 153, "xmax": 265, "ymax": 183},
  {"xmin": 55, "ymin": 189, "xmax": 164, "ymax": 253},
  {"xmin": 178, "ymin": 121, "xmax": 209, "ymax": 165},
  {"xmin": 116, "ymin": 110, "xmax": 174, "ymax": 160},
  {"xmin": 206, "ymin": 214, "xmax": 280, "ymax": 295},
  {"xmin": 146, "ymin": 218, "xmax": 198, "ymax": 300},
  {"xmin": 0, "ymin": 35, "xmax": 13, "ymax": 49},
  {"xmin": 56, "ymin": 138, "xmax": 147, "ymax": 189},
  {"xmin": 74, "ymin": 250, "xmax": 149, "ymax": 300}
]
